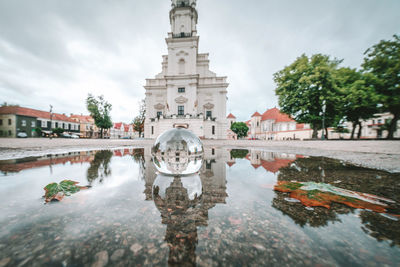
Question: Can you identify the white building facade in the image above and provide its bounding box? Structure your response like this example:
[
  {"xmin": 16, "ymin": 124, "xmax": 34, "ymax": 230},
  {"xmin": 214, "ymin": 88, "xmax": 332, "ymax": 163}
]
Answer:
[{"xmin": 144, "ymin": 0, "xmax": 229, "ymax": 139}]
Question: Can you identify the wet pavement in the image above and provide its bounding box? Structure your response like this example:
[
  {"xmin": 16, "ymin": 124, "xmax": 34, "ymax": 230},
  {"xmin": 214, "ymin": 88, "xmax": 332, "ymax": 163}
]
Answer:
[{"xmin": 0, "ymin": 147, "xmax": 399, "ymax": 266}]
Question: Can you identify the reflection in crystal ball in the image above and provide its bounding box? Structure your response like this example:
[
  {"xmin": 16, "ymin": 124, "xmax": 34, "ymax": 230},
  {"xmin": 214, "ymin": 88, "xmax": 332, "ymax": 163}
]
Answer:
[
  {"xmin": 152, "ymin": 173, "xmax": 202, "ymax": 201},
  {"xmin": 151, "ymin": 128, "xmax": 204, "ymax": 175}
]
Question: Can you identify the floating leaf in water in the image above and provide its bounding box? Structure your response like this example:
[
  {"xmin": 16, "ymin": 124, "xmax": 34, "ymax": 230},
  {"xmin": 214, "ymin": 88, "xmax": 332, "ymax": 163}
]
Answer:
[
  {"xmin": 274, "ymin": 181, "xmax": 398, "ymax": 216},
  {"xmin": 44, "ymin": 180, "xmax": 88, "ymax": 203}
]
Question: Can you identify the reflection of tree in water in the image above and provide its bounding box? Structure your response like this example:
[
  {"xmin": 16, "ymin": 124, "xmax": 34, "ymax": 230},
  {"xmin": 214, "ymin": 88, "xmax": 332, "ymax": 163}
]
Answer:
[
  {"xmin": 230, "ymin": 149, "xmax": 249, "ymax": 159},
  {"xmin": 86, "ymin": 150, "xmax": 113, "ymax": 184},
  {"xmin": 277, "ymin": 157, "xmax": 400, "ymax": 203},
  {"xmin": 272, "ymin": 191, "xmax": 354, "ymax": 227},
  {"xmin": 132, "ymin": 148, "xmax": 145, "ymax": 180},
  {"xmin": 359, "ymin": 211, "xmax": 400, "ymax": 247},
  {"xmin": 272, "ymin": 156, "xmax": 400, "ymax": 244}
]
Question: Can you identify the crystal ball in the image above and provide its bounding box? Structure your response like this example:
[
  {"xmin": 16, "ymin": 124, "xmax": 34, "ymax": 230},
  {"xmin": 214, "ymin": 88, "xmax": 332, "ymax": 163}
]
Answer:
[{"xmin": 151, "ymin": 128, "xmax": 204, "ymax": 175}]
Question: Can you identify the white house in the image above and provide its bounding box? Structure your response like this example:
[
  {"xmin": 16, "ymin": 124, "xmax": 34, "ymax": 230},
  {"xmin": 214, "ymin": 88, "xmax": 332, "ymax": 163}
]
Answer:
[
  {"xmin": 249, "ymin": 108, "xmax": 313, "ymax": 140},
  {"xmin": 111, "ymin": 123, "xmax": 138, "ymax": 139},
  {"xmin": 144, "ymin": 0, "xmax": 229, "ymax": 139}
]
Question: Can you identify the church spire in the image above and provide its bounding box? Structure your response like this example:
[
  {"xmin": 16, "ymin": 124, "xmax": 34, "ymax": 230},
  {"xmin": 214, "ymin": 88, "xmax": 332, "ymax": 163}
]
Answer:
[
  {"xmin": 171, "ymin": 0, "xmax": 196, "ymax": 9},
  {"xmin": 170, "ymin": 0, "xmax": 198, "ymax": 38}
]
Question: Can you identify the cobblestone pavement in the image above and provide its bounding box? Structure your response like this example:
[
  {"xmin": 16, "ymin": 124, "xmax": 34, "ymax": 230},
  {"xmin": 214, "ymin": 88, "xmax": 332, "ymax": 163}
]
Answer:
[{"xmin": 0, "ymin": 138, "xmax": 399, "ymax": 172}]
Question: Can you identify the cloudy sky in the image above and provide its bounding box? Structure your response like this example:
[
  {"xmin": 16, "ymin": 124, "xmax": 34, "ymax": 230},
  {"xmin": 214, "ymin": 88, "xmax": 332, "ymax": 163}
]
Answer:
[{"xmin": 0, "ymin": 0, "xmax": 399, "ymax": 122}]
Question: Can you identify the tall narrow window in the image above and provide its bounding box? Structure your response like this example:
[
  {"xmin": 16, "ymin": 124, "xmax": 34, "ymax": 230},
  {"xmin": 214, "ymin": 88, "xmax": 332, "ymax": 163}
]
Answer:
[
  {"xmin": 212, "ymin": 148, "xmax": 215, "ymax": 155},
  {"xmin": 212, "ymin": 125, "xmax": 215, "ymax": 135},
  {"xmin": 206, "ymin": 161, "xmax": 212, "ymax": 170},
  {"xmin": 8, "ymin": 119, "xmax": 11, "ymax": 125},
  {"xmin": 178, "ymin": 106, "xmax": 184, "ymax": 116},
  {"xmin": 151, "ymin": 126, "xmax": 154, "ymax": 135},
  {"xmin": 206, "ymin": 111, "xmax": 212, "ymax": 119},
  {"xmin": 21, "ymin": 120, "xmax": 26, "ymax": 126},
  {"xmin": 0, "ymin": 119, "xmax": 2, "ymax": 126},
  {"xmin": 31, "ymin": 121, "xmax": 35, "ymax": 127},
  {"xmin": 157, "ymin": 111, "xmax": 162, "ymax": 118},
  {"xmin": 179, "ymin": 59, "xmax": 185, "ymax": 74}
]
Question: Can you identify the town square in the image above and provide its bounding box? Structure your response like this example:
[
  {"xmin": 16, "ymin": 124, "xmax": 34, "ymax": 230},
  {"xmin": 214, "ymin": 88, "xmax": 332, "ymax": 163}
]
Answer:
[{"xmin": 0, "ymin": 0, "xmax": 399, "ymax": 266}]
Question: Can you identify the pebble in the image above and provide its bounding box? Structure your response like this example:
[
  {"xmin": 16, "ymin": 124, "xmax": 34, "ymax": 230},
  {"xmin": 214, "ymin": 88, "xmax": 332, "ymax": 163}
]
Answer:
[
  {"xmin": 17, "ymin": 256, "xmax": 32, "ymax": 267},
  {"xmin": 110, "ymin": 249, "xmax": 125, "ymax": 262},
  {"xmin": 252, "ymin": 244, "xmax": 266, "ymax": 251},
  {"xmin": 214, "ymin": 227, "xmax": 222, "ymax": 234},
  {"xmin": 92, "ymin": 251, "xmax": 108, "ymax": 267},
  {"xmin": 0, "ymin": 258, "xmax": 10, "ymax": 267},
  {"xmin": 130, "ymin": 243, "xmax": 142, "ymax": 254},
  {"xmin": 284, "ymin": 197, "xmax": 301, "ymax": 203}
]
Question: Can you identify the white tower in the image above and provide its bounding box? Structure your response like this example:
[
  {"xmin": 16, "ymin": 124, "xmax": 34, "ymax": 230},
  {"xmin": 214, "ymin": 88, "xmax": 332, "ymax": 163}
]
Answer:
[{"xmin": 144, "ymin": 0, "xmax": 229, "ymax": 139}]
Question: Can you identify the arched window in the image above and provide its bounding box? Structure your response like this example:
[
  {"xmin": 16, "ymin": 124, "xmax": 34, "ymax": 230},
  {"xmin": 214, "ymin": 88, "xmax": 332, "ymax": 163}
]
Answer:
[{"xmin": 179, "ymin": 59, "xmax": 185, "ymax": 74}]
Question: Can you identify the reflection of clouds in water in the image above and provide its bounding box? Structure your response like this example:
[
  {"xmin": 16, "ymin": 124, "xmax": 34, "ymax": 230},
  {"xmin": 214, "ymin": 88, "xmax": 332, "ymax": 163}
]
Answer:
[{"xmin": 153, "ymin": 174, "xmax": 202, "ymax": 201}]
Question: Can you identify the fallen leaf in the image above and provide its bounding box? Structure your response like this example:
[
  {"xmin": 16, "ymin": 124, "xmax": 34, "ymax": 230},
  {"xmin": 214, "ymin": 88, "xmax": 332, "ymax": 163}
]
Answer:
[{"xmin": 44, "ymin": 180, "xmax": 88, "ymax": 203}]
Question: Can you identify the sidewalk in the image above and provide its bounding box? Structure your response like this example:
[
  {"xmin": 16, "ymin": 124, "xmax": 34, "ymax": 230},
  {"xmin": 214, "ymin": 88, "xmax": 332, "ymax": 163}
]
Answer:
[{"xmin": 0, "ymin": 138, "xmax": 399, "ymax": 172}]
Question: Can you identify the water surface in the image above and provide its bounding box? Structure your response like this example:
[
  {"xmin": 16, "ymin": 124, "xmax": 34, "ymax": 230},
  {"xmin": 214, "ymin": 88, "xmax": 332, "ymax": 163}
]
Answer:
[{"xmin": 0, "ymin": 147, "xmax": 399, "ymax": 266}]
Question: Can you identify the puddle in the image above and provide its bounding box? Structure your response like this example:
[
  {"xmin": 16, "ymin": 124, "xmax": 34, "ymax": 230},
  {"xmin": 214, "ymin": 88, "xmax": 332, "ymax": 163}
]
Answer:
[{"xmin": 0, "ymin": 147, "xmax": 399, "ymax": 266}]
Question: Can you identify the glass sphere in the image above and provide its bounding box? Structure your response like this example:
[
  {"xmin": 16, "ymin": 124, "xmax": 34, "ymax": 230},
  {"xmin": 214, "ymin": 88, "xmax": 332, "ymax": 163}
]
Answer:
[{"xmin": 151, "ymin": 128, "xmax": 203, "ymax": 175}]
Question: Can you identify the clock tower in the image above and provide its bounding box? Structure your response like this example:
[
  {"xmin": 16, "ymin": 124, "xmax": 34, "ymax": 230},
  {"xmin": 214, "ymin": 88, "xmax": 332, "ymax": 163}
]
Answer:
[{"xmin": 144, "ymin": 0, "xmax": 229, "ymax": 139}]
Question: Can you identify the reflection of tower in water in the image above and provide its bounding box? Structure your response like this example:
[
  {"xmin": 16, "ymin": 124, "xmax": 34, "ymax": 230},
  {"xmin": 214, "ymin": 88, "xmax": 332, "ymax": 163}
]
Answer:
[{"xmin": 142, "ymin": 147, "xmax": 228, "ymax": 266}]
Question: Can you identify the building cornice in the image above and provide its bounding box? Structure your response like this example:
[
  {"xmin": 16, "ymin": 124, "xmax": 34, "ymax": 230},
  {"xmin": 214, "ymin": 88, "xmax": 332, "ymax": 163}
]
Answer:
[
  {"xmin": 166, "ymin": 36, "xmax": 199, "ymax": 45},
  {"xmin": 198, "ymin": 83, "xmax": 229, "ymax": 89}
]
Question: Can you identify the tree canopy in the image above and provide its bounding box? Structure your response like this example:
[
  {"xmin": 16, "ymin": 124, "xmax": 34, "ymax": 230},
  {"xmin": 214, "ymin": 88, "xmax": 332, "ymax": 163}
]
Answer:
[
  {"xmin": 133, "ymin": 99, "xmax": 146, "ymax": 138},
  {"xmin": 274, "ymin": 54, "xmax": 342, "ymax": 138},
  {"xmin": 86, "ymin": 94, "xmax": 113, "ymax": 138},
  {"xmin": 334, "ymin": 68, "xmax": 379, "ymax": 139},
  {"xmin": 230, "ymin": 122, "xmax": 249, "ymax": 139},
  {"xmin": 362, "ymin": 34, "xmax": 400, "ymax": 139}
]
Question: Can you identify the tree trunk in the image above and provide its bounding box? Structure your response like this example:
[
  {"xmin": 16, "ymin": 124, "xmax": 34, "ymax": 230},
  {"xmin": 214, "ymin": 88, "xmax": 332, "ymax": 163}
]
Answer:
[
  {"xmin": 325, "ymin": 127, "xmax": 329, "ymax": 139},
  {"xmin": 357, "ymin": 122, "xmax": 362, "ymax": 139},
  {"xmin": 387, "ymin": 112, "xmax": 399, "ymax": 140},
  {"xmin": 100, "ymin": 128, "xmax": 103, "ymax": 139},
  {"xmin": 350, "ymin": 121, "xmax": 357, "ymax": 139},
  {"xmin": 312, "ymin": 126, "xmax": 318, "ymax": 139}
]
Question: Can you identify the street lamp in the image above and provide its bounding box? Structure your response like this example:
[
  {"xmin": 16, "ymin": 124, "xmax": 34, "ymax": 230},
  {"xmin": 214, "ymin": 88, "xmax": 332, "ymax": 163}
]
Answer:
[
  {"xmin": 49, "ymin": 105, "xmax": 53, "ymax": 140},
  {"xmin": 321, "ymin": 100, "xmax": 326, "ymax": 140}
]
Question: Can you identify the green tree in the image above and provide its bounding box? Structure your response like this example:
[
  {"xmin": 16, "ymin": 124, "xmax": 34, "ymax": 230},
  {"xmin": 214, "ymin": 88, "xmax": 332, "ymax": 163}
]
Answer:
[
  {"xmin": 274, "ymin": 54, "xmax": 342, "ymax": 139},
  {"xmin": 230, "ymin": 122, "xmax": 249, "ymax": 139},
  {"xmin": 133, "ymin": 99, "xmax": 146, "ymax": 138},
  {"xmin": 362, "ymin": 34, "xmax": 400, "ymax": 139},
  {"xmin": 334, "ymin": 68, "xmax": 379, "ymax": 139},
  {"xmin": 86, "ymin": 94, "xmax": 113, "ymax": 138},
  {"xmin": 34, "ymin": 127, "xmax": 42, "ymax": 137},
  {"xmin": 52, "ymin": 127, "xmax": 64, "ymax": 136}
]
